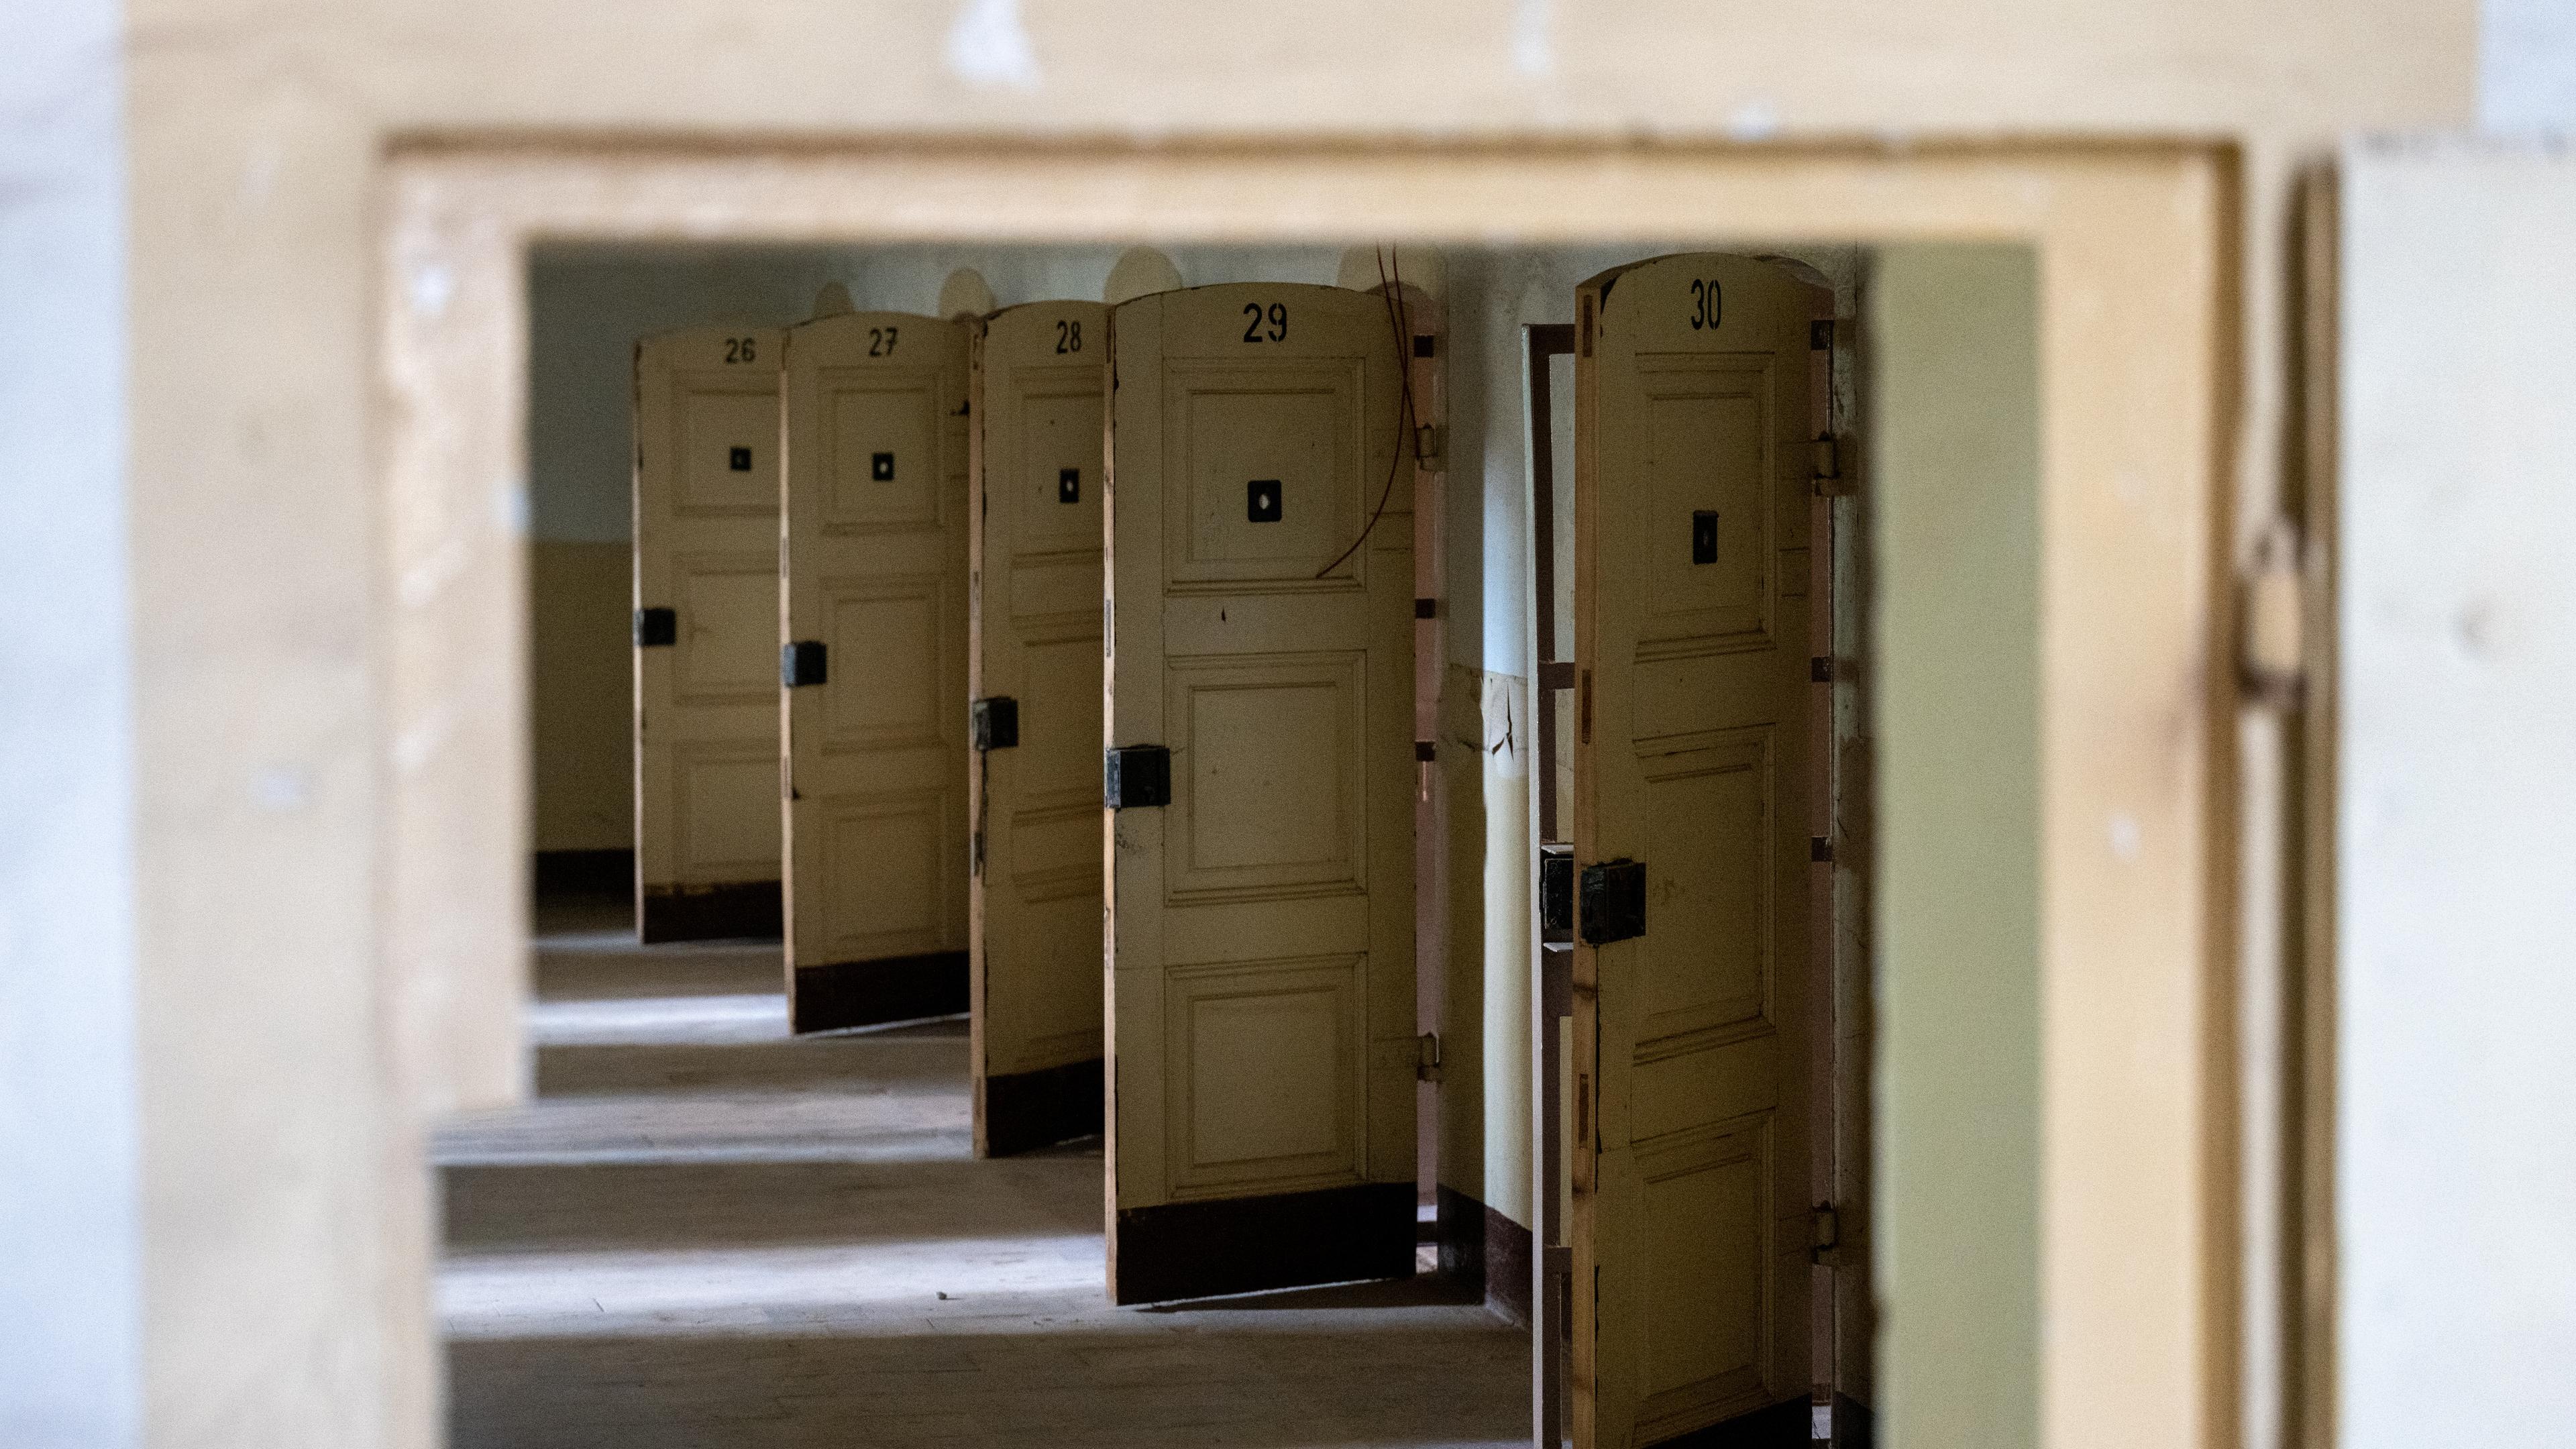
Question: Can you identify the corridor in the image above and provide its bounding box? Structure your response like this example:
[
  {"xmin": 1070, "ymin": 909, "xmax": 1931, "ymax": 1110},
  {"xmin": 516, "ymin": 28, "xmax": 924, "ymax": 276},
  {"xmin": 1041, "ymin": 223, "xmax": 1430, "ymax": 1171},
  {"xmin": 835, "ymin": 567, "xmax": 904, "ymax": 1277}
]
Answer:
[{"xmin": 432, "ymin": 898, "xmax": 1527, "ymax": 1447}]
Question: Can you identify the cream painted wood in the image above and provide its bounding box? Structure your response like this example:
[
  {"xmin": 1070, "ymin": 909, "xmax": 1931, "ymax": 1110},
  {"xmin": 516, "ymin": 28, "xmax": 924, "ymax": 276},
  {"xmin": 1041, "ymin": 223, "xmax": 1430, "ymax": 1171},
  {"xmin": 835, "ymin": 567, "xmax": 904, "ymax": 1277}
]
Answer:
[
  {"xmin": 1104, "ymin": 247, "xmax": 1183, "ymax": 307},
  {"xmin": 1104, "ymin": 282, "xmax": 1417, "ymax": 1301},
  {"xmin": 969, "ymin": 301, "xmax": 1108, "ymax": 1154},
  {"xmin": 779, "ymin": 311, "xmax": 971, "ymax": 1020},
  {"xmin": 631, "ymin": 325, "xmax": 785, "ymax": 936},
  {"xmin": 1570, "ymin": 254, "xmax": 1827, "ymax": 1446},
  {"xmin": 941, "ymin": 268, "xmax": 996, "ymax": 322}
]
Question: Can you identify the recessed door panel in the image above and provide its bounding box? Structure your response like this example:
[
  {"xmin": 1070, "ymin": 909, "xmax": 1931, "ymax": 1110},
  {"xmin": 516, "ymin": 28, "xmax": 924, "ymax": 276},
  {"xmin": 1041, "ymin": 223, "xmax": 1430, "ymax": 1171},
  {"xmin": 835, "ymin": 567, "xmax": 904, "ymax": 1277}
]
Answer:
[
  {"xmin": 826, "ymin": 375, "xmax": 941, "ymax": 532},
  {"xmin": 1573, "ymin": 255, "xmax": 1828, "ymax": 1447},
  {"xmin": 781, "ymin": 312, "xmax": 971, "ymax": 1033},
  {"xmin": 634, "ymin": 328, "xmax": 784, "ymax": 943},
  {"xmin": 672, "ymin": 553, "xmax": 777, "ymax": 703},
  {"xmin": 969, "ymin": 302, "xmax": 1111, "ymax": 1156},
  {"xmin": 1106, "ymin": 282, "xmax": 1415, "ymax": 1304}
]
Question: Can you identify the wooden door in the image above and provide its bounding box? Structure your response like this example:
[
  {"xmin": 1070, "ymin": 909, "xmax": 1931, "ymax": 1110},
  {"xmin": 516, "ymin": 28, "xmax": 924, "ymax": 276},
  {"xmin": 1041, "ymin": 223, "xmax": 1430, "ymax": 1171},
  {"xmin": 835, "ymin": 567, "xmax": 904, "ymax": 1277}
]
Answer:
[
  {"xmin": 1104, "ymin": 282, "xmax": 1417, "ymax": 1303},
  {"xmin": 969, "ymin": 301, "xmax": 1108, "ymax": 1156},
  {"xmin": 1571, "ymin": 254, "xmax": 1830, "ymax": 1445},
  {"xmin": 632, "ymin": 325, "xmax": 786, "ymax": 943},
  {"xmin": 779, "ymin": 311, "xmax": 972, "ymax": 1034}
]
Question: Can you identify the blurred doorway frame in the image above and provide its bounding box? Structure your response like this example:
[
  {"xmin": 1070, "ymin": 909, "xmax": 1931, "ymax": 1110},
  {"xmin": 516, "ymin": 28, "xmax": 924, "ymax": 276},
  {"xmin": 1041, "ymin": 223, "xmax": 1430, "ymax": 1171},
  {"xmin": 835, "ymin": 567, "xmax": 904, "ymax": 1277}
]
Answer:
[{"xmin": 378, "ymin": 138, "xmax": 2238, "ymax": 1449}]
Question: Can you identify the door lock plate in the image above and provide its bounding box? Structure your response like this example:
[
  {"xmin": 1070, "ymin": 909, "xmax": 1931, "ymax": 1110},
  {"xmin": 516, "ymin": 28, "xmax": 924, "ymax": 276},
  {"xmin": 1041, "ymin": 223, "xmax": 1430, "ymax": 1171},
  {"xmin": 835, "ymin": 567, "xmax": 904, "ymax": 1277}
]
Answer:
[
  {"xmin": 1104, "ymin": 745, "xmax": 1171, "ymax": 809},
  {"xmin": 1578, "ymin": 859, "xmax": 1647, "ymax": 945},
  {"xmin": 971, "ymin": 696, "xmax": 1019, "ymax": 751}
]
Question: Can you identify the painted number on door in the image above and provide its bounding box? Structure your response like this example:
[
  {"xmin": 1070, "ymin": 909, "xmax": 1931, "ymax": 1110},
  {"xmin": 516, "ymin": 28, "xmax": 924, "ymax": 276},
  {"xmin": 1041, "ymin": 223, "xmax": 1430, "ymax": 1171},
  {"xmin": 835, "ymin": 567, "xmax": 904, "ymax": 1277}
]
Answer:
[
  {"xmin": 1240, "ymin": 302, "xmax": 1289, "ymax": 343},
  {"xmin": 868, "ymin": 326, "xmax": 899, "ymax": 358},
  {"xmin": 722, "ymin": 336, "xmax": 759, "ymax": 363},
  {"xmin": 1686, "ymin": 279, "xmax": 1723, "ymax": 331},
  {"xmin": 1055, "ymin": 319, "xmax": 1083, "ymax": 354}
]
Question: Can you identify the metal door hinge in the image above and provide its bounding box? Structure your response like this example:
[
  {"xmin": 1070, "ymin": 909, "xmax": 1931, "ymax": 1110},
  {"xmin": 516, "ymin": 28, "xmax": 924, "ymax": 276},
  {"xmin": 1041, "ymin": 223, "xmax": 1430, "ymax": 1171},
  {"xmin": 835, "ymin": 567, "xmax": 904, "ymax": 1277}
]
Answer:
[
  {"xmin": 1416, "ymin": 1031, "xmax": 1444, "ymax": 1083},
  {"xmin": 2241, "ymin": 519, "xmax": 2308, "ymax": 708},
  {"xmin": 1414, "ymin": 424, "xmax": 1444, "ymax": 465},
  {"xmin": 1578, "ymin": 859, "xmax": 1647, "ymax": 945},
  {"xmin": 1811, "ymin": 435, "xmax": 1854, "ymax": 497},
  {"xmin": 1811, "ymin": 1203, "xmax": 1841, "ymax": 1264},
  {"xmin": 971, "ymin": 696, "xmax": 1019, "ymax": 751},
  {"xmin": 634, "ymin": 606, "xmax": 678, "ymax": 648}
]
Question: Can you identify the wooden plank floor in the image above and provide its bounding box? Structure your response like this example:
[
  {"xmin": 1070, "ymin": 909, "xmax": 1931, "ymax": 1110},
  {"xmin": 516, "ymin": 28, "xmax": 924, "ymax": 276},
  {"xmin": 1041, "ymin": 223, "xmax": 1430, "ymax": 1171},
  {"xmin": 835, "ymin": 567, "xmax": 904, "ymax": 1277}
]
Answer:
[{"xmin": 435, "ymin": 901, "xmax": 1526, "ymax": 1447}]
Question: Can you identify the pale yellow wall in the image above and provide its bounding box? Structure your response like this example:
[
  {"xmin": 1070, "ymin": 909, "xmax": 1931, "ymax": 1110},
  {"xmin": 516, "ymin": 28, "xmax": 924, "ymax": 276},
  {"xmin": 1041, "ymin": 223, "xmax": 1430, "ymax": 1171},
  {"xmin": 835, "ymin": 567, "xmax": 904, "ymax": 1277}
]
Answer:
[
  {"xmin": 527, "ymin": 540, "xmax": 629, "ymax": 851},
  {"xmin": 1872, "ymin": 244, "xmax": 2043, "ymax": 1449},
  {"xmin": 119, "ymin": 3, "xmax": 2470, "ymax": 1446}
]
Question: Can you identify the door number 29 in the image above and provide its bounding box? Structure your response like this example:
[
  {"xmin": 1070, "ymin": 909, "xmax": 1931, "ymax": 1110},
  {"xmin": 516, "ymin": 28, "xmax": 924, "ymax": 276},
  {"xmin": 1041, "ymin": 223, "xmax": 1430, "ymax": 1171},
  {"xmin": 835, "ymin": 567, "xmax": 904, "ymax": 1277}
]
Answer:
[
  {"xmin": 1686, "ymin": 279, "xmax": 1723, "ymax": 331},
  {"xmin": 1241, "ymin": 302, "xmax": 1289, "ymax": 343}
]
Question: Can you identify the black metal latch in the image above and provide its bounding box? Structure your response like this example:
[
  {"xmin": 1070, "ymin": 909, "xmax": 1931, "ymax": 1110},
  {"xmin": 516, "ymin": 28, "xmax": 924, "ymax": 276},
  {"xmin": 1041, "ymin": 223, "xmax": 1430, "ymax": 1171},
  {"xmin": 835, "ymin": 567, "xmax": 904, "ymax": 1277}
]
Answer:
[
  {"xmin": 1578, "ymin": 859, "xmax": 1647, "ymax": 945},
  {"xmin": 634, "ymin": 606, "xmax": 678, "ymax": 647},
  {"xmin": 971, "ymin": 697, "xmax": 1019, "ymax": 751},
  {"xmin": 781, "ymin": 640, "xmax": 828, "ymax": 688},
  {"xmin": 1104, "ymin": 745, "xmax": 1171, "ymax": 809},
  {"xmin": 1539, "ymin": 844, "xmax": 1574, "ymax": 943}
]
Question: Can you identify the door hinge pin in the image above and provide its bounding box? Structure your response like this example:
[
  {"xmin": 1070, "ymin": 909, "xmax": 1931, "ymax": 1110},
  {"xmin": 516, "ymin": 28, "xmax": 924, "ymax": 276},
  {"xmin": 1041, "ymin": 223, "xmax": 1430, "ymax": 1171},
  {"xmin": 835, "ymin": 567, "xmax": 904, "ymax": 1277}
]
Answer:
[
  {"xmin": 2241, "ymin": 517, "xmax": 2307, "ymax": 707},
  {"xmin": 1811, "ymin": 434, "xmax": 1854, "ymax": 496},
  {"xmin": 1811, "ymin": 1203, "xmax": 1841, "ymax": 1263},
  {"xmin": 1416, "ymin": 1031, "xmax": 1444, "ymax": 1083}
]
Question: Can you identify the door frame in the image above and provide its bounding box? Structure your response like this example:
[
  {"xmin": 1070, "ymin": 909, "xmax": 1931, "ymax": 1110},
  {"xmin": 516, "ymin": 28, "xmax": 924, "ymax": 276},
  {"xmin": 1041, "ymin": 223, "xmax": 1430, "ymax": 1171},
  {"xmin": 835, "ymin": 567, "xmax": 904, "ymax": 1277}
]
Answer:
[{"xmin": 380, "ymin": 138, "xmax": 2236, "ymax": 1449}]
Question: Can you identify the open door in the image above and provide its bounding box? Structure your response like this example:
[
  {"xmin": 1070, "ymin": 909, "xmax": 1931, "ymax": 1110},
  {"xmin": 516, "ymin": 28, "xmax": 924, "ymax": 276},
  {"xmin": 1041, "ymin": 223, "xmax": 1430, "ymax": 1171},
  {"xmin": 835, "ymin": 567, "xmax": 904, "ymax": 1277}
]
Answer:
[
  {"xmin": 778, "ymin": 311, "xmax": 972, "ymax": 1033},
  {"xmin": 1570, "ymin": 253, "xmax": 1831, "ymax": 1444},
  {"xmin": 969, "ymin": 299, "xmax": 1109, "ymax": 1156},
  {"xmin": 632, "ymin": 325, "xmax": 786, "ymax": 943},
  {"xmin": 1104, "ymin": 281, "xmax": 1417, "ymax": 1303}
]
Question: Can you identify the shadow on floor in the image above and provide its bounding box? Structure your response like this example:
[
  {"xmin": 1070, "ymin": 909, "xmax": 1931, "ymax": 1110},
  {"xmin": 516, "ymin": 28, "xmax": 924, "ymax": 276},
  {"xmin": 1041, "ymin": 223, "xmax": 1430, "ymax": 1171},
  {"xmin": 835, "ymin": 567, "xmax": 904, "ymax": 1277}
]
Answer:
[{"xmin": 450, "ymin": 1321, "xmax": 1528, "ymax": 1449}]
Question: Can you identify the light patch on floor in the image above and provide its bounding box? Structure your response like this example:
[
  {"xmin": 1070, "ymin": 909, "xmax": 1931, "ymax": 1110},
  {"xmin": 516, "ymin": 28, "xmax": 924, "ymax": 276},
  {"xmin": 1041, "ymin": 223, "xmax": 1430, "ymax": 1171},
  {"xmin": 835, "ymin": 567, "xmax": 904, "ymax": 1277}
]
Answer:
[{"xmin": 437, "ymin": 906, "xmax": 1525, "ymax": 1447}]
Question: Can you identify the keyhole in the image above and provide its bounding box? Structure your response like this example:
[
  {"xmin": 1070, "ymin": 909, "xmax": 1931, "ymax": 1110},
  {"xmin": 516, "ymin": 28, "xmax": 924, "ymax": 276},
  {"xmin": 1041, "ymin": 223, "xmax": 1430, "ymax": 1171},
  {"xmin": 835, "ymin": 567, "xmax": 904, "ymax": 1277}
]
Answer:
[
  {"xmin": 1248, "ymin": 479, "xmax": 1283, "ymax": 523},
  {"xmin": 1692, "ymin": 511, "xmax": 1719, "ymax": 565}
]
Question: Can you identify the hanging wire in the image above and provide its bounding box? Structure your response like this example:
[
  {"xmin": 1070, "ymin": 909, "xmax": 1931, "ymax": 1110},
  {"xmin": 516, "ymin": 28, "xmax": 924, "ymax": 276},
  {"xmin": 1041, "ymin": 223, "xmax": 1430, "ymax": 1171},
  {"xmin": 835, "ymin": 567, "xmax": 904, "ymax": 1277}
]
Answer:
[{"xmin": 1313, "ymin": 244, "xmax": 1423, "ymax": 580}]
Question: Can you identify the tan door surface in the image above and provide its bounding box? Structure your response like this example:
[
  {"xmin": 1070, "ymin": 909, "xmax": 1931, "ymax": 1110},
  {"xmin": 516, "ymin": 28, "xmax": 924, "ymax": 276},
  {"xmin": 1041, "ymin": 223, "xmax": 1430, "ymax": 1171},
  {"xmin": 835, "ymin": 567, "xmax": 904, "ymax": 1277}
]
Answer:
[
  {"xmin": 1571, "ymin": 254, "xmax": 1826, "ymax": 1445},
  {"xmin": 780, "ymin": 311, "xmax": 972, "ymax": 1033},
  {"xmin": 633, "ymin": 325, "xmax": 786, "ymax": 943},
  {"xmin": 1104, "ymin": 282, "xmax": 1417, "ymax": 1303},
  {"xmin": 969, "ymin": 300, "xmax": 1109, "ymax": 1157}
]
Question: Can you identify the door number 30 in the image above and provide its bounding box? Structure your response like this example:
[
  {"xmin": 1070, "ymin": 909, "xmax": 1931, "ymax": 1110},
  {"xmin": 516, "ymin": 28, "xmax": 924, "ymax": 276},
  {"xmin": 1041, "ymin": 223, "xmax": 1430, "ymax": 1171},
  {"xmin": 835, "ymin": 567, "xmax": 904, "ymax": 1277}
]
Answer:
[{"xmin": 1686, "ymin": 279, "xmax": 1723, "ymax": 331}]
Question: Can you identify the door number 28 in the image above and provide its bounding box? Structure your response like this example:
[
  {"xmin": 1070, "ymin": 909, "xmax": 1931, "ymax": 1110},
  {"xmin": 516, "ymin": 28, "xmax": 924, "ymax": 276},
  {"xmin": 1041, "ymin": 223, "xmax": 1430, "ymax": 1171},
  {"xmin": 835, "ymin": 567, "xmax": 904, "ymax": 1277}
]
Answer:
[{"xmin": 1686, "ymin": 279, "xmax": 1723, "ymax": 331}]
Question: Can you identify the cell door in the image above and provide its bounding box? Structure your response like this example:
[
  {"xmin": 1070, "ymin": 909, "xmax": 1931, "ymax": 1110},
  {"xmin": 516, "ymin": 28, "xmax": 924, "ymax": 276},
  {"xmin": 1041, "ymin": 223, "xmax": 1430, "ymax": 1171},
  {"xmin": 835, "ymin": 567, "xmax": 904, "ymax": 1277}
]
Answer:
[
  {"xmin": 779, "ymin": 311, "xmax": 972, "ymax": 1034},
  {"xmin": 969, "ymin": 301, "xmax": 1108, "ymax": 1157},
  {"xmin": 633, "ymin": 325, "xmax": 786, "ymax": 943},
  {"xmin": 1570, "ymin": 254, "xmax": 1831, "ymax": 1446},
  {"xmin": 1104, "ymin": 282, "xmax": 1417, "ymax": 1303}
]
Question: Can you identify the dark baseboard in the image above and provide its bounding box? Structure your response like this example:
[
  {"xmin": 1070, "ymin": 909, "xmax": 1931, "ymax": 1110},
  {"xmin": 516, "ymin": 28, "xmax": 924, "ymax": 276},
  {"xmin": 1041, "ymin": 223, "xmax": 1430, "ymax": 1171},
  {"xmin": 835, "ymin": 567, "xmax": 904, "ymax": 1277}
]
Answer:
[
  {"xmin": 639, "ymin": 880, "xmax": 782, "ymax": 943},
  {"xmin": 1435, "ymin": 1185, "xmax": 1536, "ymax": 1325},
  {"xmin": 790, "ymin": 949, "xmax": 969, "ymax": 1034},
  {"xmin": 533, "ymin": 849, "xmax": 633, "ymax": 900},
  {"xmin": 979, "ymin": 1057, "xmax": 1104, "ymax": 1157},
  {"xmin": 1113, "ymin": 1181, "xmax": 1415, "ymax": 1305},
  {"xmin": 1663, "ymin": 1395, "xmax": 1875, "ymax": 1448}
]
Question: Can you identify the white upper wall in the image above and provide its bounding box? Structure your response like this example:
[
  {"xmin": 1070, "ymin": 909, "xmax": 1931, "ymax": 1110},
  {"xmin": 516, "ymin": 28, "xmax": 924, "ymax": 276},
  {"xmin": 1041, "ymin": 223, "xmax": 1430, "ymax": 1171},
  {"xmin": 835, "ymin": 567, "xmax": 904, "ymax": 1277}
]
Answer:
[
  {"xmin": 2479, "ymin": 0, "xmax": 2576, "ymax": 130},
  {"xmin": 2339, "ymin": 137, "xmax": 2576, "ymax": 1448},
  {"xmin": 0, "ymin": 0, "xmax": 140, "ymax": 1444}
]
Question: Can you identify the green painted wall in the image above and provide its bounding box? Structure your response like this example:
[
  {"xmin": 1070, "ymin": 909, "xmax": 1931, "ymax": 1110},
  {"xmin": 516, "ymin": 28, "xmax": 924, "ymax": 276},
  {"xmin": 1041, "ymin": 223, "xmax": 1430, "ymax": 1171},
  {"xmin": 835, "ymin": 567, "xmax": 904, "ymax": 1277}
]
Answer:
[{"xmin": 1870, "ymin": 244, "xmax": 2041, "ymax": 1448}]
